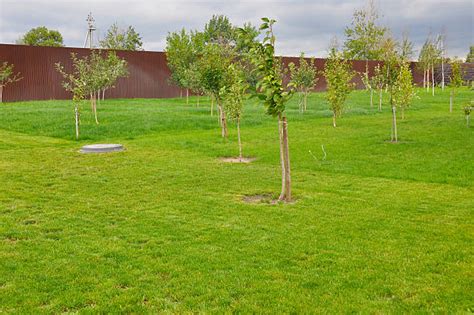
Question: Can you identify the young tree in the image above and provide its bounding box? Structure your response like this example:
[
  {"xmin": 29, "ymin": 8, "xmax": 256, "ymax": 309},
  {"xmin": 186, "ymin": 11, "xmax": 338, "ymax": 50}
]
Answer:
[
  {"xmin": 165, "ymin": 29, "xmax": 195, "ymax": 104},
  {"xmin": 245, "ymin": 18, "xmax": 295, "ymax": 202},
  {"xmin": 99, "ymin": 51, "xmax": 128, "ymax": 100},
  {"xmin": 399, "ymin": 31, "xmax": 414, "ymax": 61},
  {"xmin": 372, "ymin": 64, "xmax": 385, "ymax": 111},
  {"xmin": 360, "ymin": 64, "xmax": 374, "ymax": 107},
  {"xmin": 449, "ymin": 59, "xmax": 464, "ymax": 113},
  {"xmin": 0, "ymin": 62, "xmax": 22, "ymax": 103},
  {"xmin": 393, "ymin": 62, "xmax": 417, "ymax": 120},
  {"xmin": 100, "ymin": 23, "xmax": 143, "ymax": 51},
  {"xmin": 381, "ymin": 38, "xmax": 402, "ymax": 142},
  {"xmin": 204, "ymin": 15, "xmax": 236, "ymax": 46},
  {"xmin": 19, "ymin": 26, "xmax": 64, "ymax": 47},
  {"xmin": 55, "ymin": 54, "xmax": 87, "ymax": 140},
  {"xmin": 436, "ymin": 31, "xmax": 447, "ymax": 91},
  {"xmin": 323, "ymin": 49, "xmax": 355, "ymax": 127},
  {"xmin": 288, "ymin": 53, "xmax": 318, "ymax": 112},
  {"xmin": 466, "ymin": 46, "xmax": 474, "ymax": 63},
  {"xmin": 343, "ymin": 0, "xmax": 386, "ymax": 61},
  {"xmin": 220, "ymin": 64, "xmax": 248, "ymax": 161},
  {"xmin": 464, "ymin": 104, "xmax": 472, "ymax": 128},
  {"xmin": 197, "ymin": 43, "xmax": 234, "ymax": 138}
]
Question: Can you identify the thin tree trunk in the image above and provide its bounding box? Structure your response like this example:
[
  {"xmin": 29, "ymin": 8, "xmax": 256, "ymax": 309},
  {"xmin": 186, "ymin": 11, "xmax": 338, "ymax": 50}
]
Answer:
[
  {"xmin": 102, "ymin": 88, "xmax": 105, "ymax": 101},
  {"xmin": 218, "ymin": 100, "xmax": 227, "ymax": 138},
  {"xmin": 441, "ymin": 59, "xmax": 445, "ymax": 91},
  {"xmin": 432, "ymin": 64, "xmax": 435, "ymax": 96},
  {"xmin": 304, "ymin": 91, "xmax": 308, "ymax": 111},
  {"xmin": 180, "ymin": 89, "xmax": 182, "ymax": 98},
  {"xmin": 279, "ymin": 116, "xmax": 291, "ymax": 202},
  {"xmin": 450, "ymin": 90, "xmax": 453, "ymax": 112},
  {"xmin": 370, "ymin": 88, "xmax": 373, "ymax": 108},
  {"xmin": 332, "ymin": 113, "xmax": 337, "ymax": 127},
  {"xmin": 379, "ymin": 89, "xmax": 382, "ymax": 111},
  {"xmin": 426, "ymin": 68, "xmax": 430, "ymax": 92},
  {"xmin": 74, "ymin": 104, "xmax": 80, "ymax": 140},
  {"xmin": 237, "ymin": 117, "xmax": 242, "ymax": 161},
  {"xmin": 391, "ymin": 106, "xmax": 398, "ymax": 142},
  {"xmin": 186, "ymin": 89, "xmax": 189, "ymax": 105},
  {"xmin": 423, "ymin": 69, "xmax": 426, "ymax": 88},
  {"xmin": 0, "ymin": 86, "xmax": 3, "ymax": 103},
  {"xmin": 278, "ymin": 115, "xmax": 286, "ymax": 201},
  {"xmin": 92, "ymin": 93, "xmax": 99, "ymax": 124}
]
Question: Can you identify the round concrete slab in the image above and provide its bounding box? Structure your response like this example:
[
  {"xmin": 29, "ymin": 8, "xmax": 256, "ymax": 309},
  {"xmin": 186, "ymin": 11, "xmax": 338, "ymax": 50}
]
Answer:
[{"xmin": 80, "ymin": 144, "xmax": 124, "ymax": 154}]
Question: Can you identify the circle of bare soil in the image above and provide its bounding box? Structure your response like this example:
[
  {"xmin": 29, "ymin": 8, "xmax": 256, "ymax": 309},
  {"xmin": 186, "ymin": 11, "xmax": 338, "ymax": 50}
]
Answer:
[
  {"xmin": 242, "ymin": 194, "xmax": 297, "ymax": 205},
  {"xmin": 220, "ymin": 157, "xmax": 256, "ymax": 163}
]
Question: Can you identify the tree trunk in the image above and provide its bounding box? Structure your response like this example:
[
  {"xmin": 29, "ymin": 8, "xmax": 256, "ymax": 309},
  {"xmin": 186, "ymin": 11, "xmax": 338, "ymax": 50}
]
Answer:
[
  {"xmin": 441, "ymin": 59, "xmax": 445, "ymax": 91},
  {"xmin": 237, "ymin": 117, "xmax": 242, "ymax": 161},
  {"xmin": 278, "ymin": 116, "xmax": 291, "ymax": 202},
  {"xmin": 218, "ymin": 100, "xmax": 227, "ymax": 138},
  {"xmin": 92, "ymin": 93, "xmax": 99, "ymax": 124},
  {"xmin": 426, "ymin": 68, "xmax": 430, "ymax": 92},
  {"xmin": 186, "ymin": 88, "xmax": 189, "ymax": 105},
  {"xmin": 180, "ymin": 89, "xmax": 182, "ymax": 98},
  {"xmin": 332, "ymin": 114, "xmax": 337, "ymax": 127},
  {"xmin": 379, "ymin": 89, "xmax": 382, "ymax": 111},
  {"xmin": 423, "ymin": 69, "xmax": 426, "ymax": 88},
  {"xmin": 370, "ymin": 88, "xmax": 373, "ymax": 108},
  {"xmin": 0, "ymin": 86, "xmax": 3, "ymax": 103},
  {"xmin": 431, "ymin": 64, "xmax": 435, "ymax": 96},
  {"xmin": 304, "ymin": 91, "xmax": 308, "ymax": 112},
  {"xmin": 102, "ymin": 88, "xmax": 105, "ymax": 101},
  {"xmin": 450, "ymin": 91, "xmax": 453, "ymax": 113},
  {"xmin": 391, "ymin": 106, "xmax": 398, "ymax": 143},
  {"xmin": 278, "ymin": 116, "xmax": 286, "ymax": 201},
  {"xmin": 74, "ymin": 104, "xmax": 80, "ymax": 140}
]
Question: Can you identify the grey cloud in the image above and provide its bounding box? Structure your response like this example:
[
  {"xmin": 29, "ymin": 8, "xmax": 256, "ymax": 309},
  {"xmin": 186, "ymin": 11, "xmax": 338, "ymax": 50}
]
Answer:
[{"xmin": 0, "ymin": 0, "xmax": 472, "ymax": 59}]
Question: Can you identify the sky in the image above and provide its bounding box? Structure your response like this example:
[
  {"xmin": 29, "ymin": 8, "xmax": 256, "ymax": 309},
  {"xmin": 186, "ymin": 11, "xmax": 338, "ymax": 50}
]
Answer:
[{"xmin": 0, "ymin": 0, "xmax": 472, "ymax": 59}]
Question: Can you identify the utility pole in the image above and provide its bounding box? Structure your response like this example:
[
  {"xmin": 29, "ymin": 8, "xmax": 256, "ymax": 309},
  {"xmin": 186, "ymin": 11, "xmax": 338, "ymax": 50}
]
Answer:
[{"xmin": 84, "ymin": 12, "xmax": 96, "ymax": 49}]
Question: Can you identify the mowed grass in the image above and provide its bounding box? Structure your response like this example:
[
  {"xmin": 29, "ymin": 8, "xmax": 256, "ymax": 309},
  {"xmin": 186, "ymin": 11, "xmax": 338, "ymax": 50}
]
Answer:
[{"xmin": 0, "ymin": 88, "xmax": 472, "ymax": 313}]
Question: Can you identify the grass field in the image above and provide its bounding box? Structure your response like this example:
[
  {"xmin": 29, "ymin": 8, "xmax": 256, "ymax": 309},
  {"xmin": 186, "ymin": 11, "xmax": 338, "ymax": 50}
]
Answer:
[{"xmin": 0, "ymin": 88, "xmax": 472, "ymax": 313}]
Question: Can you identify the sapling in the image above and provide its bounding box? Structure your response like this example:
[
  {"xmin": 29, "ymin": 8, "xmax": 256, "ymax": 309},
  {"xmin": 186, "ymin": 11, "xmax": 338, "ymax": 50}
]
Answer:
[
  {"xmin": 393, "ymin": 62, "xmax": 417, "ymax": 120},
  {"xmin": 220, "ymin": 64, "xmax": 248, "ymax": 161},
  {"xmin": 0, "ymin": 62, "xmax": 22, "ymax": 103},
  {"xmin": 323, "ymin": 49, "xmax": 355, "ymax": 127},
  {"xmin": 243, "ymin": 18, "xmax": 295, "ymax": 201},
  {"xmin": 464, "ymin": 105, "xmax": 471, "ymax": 128},
  {"xmin": 449, "ymin": 59, "xmax": 463, "ymax": 113},
  {"xmin": 371, "ymin": 64, "xmax": 385, "ymax": 111},
  {"xmin": 288, "ymin": 53, "xmax": 318, "ymax": 113},
  {"xmin": 360, "ymin": 65, "xmax": 374, "ymax": 108}
]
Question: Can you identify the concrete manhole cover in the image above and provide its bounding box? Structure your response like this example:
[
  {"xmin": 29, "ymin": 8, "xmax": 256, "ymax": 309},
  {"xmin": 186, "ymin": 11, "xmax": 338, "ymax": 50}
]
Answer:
[{"xmin": 80, "ymin": 144, "xmax": 124, "ymax": 154}]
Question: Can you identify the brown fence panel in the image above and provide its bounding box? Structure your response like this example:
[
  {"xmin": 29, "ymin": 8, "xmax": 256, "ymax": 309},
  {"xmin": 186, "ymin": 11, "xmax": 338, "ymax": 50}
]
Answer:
[{"xmin": 1, "ymin": 44, "xmax": 425, "ymax": 102}]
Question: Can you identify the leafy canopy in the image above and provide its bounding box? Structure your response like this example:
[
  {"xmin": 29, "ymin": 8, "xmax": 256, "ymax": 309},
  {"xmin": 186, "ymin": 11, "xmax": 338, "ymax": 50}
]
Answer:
[
  {"xmin": 100, "ymin": 23, "xmax": 143, "ymax": 51},
  {"xmin": 20, "ymin": 26, "xmax": 64, "ymax": 47}
]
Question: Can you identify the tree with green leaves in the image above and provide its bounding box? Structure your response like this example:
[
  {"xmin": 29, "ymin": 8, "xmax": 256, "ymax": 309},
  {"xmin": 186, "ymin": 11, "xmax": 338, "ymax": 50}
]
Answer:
[
  {"xmin": 244, "ymin": 18, "xmax": 295, "ymax": 202},
  {"xmin": 464, "ymin": 103, "xmax": 472, "ymax": 128},
  {"xmin": 393, "ymin": 62, "xmax": 417, "ymax": 120},
  {"xmin": 55, "ymin": 54, "xmax": 87, "ymax": 139},
  {"xmin": 371, "ymin": 64, "xmax": 385, "ymax": 111},
  {"xmin": 197, "ymin": 43, "xmax": 234, "ymax": 138},
  {"xmin": 220, "ymin": 64, "xmax": 248, "ymax": 161},
  {"xmin": 399, "ymin": 31, "xmax": 414, "ymax": 61},
  {"xmin": 343, "ymin": 0, "xmax": 386, "ymax": 60},
  {"xmin": 204, "ymin": 15, "xmax": 236, "ymax": 46},
  {"xmin": 0, "ymin": 62, "xmax": 22, "ymax": 103},
  {"xmin": 98, "ymin": 51, "xmax": 128, "ymax": 100},
  {"xmin": 166, "ymin": 29, "xmax": 196, "ymax": 104},
  {"xmin": 288, "ymin": 53, "xmax": 318, "ymax": 113},
  {"xmin": 449, "ymin": 59, "xmax": 464, "ymax": 113},
  {"xmin": 466, "ymin": 46, "xmax": 474, "ymax": 63},
  {"xmin": 380, "ymin": 37, "xmax": 402, "ymax": 142},
  {"xmin": 19, "ymin": 26, "xmax": 64, "ymax": 47},
  {"xmin": 100, "ymin": 23, "xmax": 143, "ymax": 51},
  {"xmin": 323, "ymin": 49, "xmax": 355, "ymax": 127}
]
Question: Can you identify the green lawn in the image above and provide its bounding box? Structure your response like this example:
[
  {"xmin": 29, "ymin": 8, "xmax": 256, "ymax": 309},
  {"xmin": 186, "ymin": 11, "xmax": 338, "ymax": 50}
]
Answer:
[{"xmin": 0, "ymin": 88, "xmax": 472, "ymax": 313}]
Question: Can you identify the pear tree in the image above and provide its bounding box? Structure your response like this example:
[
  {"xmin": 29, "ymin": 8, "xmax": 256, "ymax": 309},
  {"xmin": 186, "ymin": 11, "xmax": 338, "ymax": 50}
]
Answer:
[{"xmin": 0, "ymin": 62, "xmax": 22, "ymax": 103}]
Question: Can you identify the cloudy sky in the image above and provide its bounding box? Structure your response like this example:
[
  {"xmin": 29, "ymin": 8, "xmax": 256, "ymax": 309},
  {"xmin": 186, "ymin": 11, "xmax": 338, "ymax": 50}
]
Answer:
[{"xmin": 0, "ymin": 0, "xmax": 472, "ymax": 59}]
